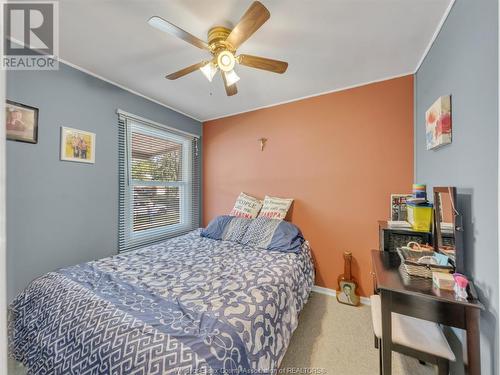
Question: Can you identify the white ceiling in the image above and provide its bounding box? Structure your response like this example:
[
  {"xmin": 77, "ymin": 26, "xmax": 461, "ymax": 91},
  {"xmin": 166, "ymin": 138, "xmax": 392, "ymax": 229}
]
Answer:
[{"xmin": 59, "ymin": 0, "xmax": 453, "ymax": 121}]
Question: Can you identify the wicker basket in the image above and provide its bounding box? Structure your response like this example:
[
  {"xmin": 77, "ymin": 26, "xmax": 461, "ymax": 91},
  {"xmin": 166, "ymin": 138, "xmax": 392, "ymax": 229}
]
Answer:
[{"xmin": 397, "ymin": 247, "xmax": 454, "ymax": 278}]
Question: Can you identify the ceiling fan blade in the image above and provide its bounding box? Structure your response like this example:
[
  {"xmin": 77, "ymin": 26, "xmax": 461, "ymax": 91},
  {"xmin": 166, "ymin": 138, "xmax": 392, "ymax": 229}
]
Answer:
[
  {"xmin": 166, "ymin": 61, "xmax": 208, "ymax": 80},
  {"xmin": 148, "ymin": 16, "xmax": 209, "ymax": 51},
  {"xmin": 222, "ymin": 72, "xmax": 238, "ymax": 96},
  {"xmin": 238, "ymin": 54, "xmax": 288, "ymax": 74},
  {"xmin": 225, "ymin": 1, "xmax": 270, "ymax": 50}
]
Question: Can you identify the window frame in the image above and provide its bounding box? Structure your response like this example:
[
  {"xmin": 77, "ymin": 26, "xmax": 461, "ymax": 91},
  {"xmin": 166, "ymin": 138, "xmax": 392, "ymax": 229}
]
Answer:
[{"xmin": 123, "ymin": 118, "xmax": 194, "ymax": 249}]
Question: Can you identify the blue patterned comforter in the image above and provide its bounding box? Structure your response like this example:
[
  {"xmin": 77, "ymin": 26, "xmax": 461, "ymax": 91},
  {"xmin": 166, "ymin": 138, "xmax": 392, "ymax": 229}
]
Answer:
[{"xmin": 9, "ymin": 230, "xmax": 314, "ymax": 374}]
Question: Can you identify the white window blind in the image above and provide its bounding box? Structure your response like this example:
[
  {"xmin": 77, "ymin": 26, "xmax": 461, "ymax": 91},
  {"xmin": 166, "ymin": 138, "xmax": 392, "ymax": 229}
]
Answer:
[{"xmin": 118, "ymin": 111, "xmax": 200, "ymax": 252}]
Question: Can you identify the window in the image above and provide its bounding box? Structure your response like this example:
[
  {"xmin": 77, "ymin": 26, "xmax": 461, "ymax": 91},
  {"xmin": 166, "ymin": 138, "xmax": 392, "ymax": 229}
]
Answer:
[{"xmin": 118, "ymin": 111, "xmax": 200, "ymax": 252}]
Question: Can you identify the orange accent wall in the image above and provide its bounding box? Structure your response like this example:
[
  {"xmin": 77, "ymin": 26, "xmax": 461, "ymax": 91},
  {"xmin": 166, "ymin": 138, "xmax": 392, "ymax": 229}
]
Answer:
[{"xmin": 203, "ymin": 75, "xmax": 414, "ymax": 296}]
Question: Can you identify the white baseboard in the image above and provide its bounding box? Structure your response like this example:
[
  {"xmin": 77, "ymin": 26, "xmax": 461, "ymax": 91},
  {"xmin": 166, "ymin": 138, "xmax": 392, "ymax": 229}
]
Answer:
[
  {"xmin": 311, "ymin": 285, "xmax": 337, "ymax": 297},
  {"xmin": 312, "ymin": 285, "xmax": 371, "ymax": 305}
]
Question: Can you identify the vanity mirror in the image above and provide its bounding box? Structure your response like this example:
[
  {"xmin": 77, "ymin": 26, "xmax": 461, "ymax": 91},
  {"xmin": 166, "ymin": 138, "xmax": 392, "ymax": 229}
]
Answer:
[{"xmin": 433, "ymin": 186, "xmax": 464, "ymax": 273}]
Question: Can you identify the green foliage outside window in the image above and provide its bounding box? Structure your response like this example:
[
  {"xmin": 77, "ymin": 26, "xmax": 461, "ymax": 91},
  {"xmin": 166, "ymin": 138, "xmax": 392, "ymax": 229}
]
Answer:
[{"xmin": 131, "ymin": 149, "xmax": 182, "ymax": 182}]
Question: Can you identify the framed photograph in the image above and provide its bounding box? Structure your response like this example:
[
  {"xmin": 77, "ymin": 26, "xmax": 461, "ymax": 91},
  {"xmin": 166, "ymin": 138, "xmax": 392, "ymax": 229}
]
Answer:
[
  {"xmin": 337, "ymin": 280, "xmax": 360, "ymax": 306},
  {"xmin": 425, "ymin": 95, "xmax": 452, "ymax": 150},
  {"xmin": 6, "ymin": 100, "xmax": 39, "ymax": 144},
  {"xmin": 60, "ymin": 127, "xmax": 95, "ymax": 164},
  {"xmin": 391, "ymin": 194, "xmax": 412, "ymax": 221}
]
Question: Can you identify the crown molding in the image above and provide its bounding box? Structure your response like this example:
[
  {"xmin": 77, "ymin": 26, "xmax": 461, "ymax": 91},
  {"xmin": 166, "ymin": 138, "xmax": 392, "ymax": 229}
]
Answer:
[
  {"xmin": 414, "ymin": 0, "xmax": 456, "ymax": 73},
  {"xmin": 8, "ymin": 0, "xmax": 455, "ymax": 124},
  {"xmin": 203, "ymin": 71, "xmax": 415, "ymax": 122},
  {"xmin": 57, "ymin": 58, "xmax": 203, "ymax": 123}
]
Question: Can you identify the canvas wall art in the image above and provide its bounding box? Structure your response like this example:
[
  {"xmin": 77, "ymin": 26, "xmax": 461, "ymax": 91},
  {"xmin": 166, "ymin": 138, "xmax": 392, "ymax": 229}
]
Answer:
[
  {"xmin": 6, "ymin": 100, "xmax": 38, "ymax": 144},
  {"xmin": 425, "ymin": 95, "xmax": 452, "ymax": 150},
  {"xmin": 60, "ymin": 127, "xmax": 95, "ymax": 164}
]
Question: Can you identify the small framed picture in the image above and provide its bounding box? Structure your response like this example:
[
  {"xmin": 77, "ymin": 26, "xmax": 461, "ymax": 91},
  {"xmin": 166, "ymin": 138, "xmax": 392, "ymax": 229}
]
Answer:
[
  {"xmin": 6, "ymin": 100, "xmax": 39, "ymax": 144},
  {"xmin": 60, "ymin": 127, "xmax": 96, "ymax": 164},
  {"xmin": 337, "ymin": 280, "xmax": 360, "ymax": 306},
  {"xmin": 390, "ymin": 194, "xmax": 412, "ymax": 221},
  {"xmin": 426, "ymin": 95, "xmax": 452, "ymax": 150}
]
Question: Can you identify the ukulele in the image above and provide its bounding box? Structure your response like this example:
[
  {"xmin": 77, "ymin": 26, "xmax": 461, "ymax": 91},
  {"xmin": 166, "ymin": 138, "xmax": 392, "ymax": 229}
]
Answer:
[{"xmin": 337, "ymin": 251, "xmax": 360, "ymax": 306}]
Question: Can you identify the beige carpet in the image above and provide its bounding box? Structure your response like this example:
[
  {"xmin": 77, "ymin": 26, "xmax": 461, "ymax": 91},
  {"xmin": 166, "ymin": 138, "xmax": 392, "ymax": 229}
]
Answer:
[
  {"xmin": 281, "ymin": 292, "xmax": 435, "ymax": 375},
  {"xmin": 8, "ymin": 292, "xmax": 437, "ymax": 375}
]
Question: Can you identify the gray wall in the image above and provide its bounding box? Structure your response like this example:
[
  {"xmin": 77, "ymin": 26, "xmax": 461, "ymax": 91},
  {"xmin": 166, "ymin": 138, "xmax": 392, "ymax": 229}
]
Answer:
[
  {"xmin": 415, "ymin": 0, "xmax": 498, "ymax": 373},
  {"xmin": 6, "ymin": 63, "xmax": 202, "ymax": 301}
]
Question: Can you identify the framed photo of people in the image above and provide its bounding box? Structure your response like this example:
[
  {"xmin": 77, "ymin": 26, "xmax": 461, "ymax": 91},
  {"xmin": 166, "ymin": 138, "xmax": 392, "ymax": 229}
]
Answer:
[
  {"xmin": 6, "ymin": 100, "xmax": 39, "ymax": 144},
  {"xmin": 60, "ymin": 127, "xmax": 96, "ymax": 164}
]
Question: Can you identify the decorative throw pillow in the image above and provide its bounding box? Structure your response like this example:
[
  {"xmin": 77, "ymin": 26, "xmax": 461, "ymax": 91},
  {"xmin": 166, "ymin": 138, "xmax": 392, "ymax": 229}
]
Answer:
[
  {"xmin": 258, "ymin": 195, "xmax": 294, "ymax": 220},
  {"xmin": 201, "ymin": 215, "xmax": 251, "ymax": 243},
  {"xmin": 222, "ymin": 217, "xmax": 252, "ymax": 242},
  {"xmin": 241, "ymin": 217, "xmax": 304, "ymax": 253},
  {"xmin": 230, "ymin": 192, "xmax": 263, "ymax": 219}
]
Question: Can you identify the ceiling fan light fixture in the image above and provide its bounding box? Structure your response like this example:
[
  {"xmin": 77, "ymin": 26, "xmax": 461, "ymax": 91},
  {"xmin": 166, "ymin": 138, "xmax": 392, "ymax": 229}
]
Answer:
[
  {"xmin": 224, "ymin": 69, "xmax": 240, "ymax": 86},
  {"xmin": 154, "ymin": 1, "xmax": 287, "ymax": 96},
  {"xmin": 200, "ymin": 62, "xmax": 218, "ymax": 82},
  {"xmin": 217, "ymin": 50, "xmax": 236, "ymax": 72}
]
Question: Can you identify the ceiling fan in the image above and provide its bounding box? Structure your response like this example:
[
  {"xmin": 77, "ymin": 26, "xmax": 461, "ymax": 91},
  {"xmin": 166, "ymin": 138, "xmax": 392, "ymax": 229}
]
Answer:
[{"xmin": 148, "ymin": 1, "xmax": 288, "ymax": 96}]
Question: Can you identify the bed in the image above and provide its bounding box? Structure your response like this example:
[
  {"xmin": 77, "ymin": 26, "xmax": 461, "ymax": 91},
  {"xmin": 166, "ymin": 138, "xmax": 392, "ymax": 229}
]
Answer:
[{"xmin": 9, "ymin": 220, "xmax": 314, "ymax": 374}]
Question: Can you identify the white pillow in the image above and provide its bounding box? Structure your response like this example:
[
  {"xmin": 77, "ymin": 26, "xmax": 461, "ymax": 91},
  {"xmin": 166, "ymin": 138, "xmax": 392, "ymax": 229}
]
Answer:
[
  {"xmin": 230, "ymin": 192, "xmax": 263, "ymax": 219},
  {"xmin": 258, "ymin": 195, "xmax": 294, "ymax": 220}
]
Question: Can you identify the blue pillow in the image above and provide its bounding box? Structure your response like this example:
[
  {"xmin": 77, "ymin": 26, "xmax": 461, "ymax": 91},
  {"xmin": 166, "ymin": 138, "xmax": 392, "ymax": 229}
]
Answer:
[
  {"xmin": 201, "ymin": 215, "xmax": 233, "ymax": 240},
  {"xmin": 202, "ymin": 216, "xmax": 304, "ymax": 253},
  {"xmin": 241, "ymin": 217, "xmax": 304, "ymax": 253},
  {"xmin": 201, "ymin": 215, "xmax": 251, "ymax": 243}
]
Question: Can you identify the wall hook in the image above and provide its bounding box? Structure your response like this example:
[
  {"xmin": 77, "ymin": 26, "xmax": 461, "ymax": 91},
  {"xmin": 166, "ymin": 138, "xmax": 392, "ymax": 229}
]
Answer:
[{"xmin": 259, "ymin": 138, "xmax": 267, "ymax": 151}]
